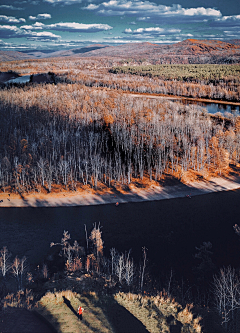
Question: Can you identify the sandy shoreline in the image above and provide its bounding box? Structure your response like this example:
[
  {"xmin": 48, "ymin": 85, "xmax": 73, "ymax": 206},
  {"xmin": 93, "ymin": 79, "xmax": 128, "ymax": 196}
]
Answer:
[{"xmin": 1, "ymin": 175, "xmax": 240, "ymax": 208}]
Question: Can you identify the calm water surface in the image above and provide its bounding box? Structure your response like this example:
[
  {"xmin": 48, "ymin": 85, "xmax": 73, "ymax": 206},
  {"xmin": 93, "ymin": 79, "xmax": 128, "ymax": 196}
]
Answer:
[
  {"xmin": 179, "ymin": 99, "xmax": 240, "ymax": 115},
  {"xmin": 1, "ymin": 189, "xmax": 240, "ymax": 280}
]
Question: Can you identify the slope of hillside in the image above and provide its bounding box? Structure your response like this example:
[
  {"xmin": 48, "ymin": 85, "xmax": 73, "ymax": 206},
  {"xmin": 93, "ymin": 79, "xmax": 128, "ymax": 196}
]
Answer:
[
  {"xmin": 36, "ymin": 288, "xmax": 203, "ymax": 333},
  {"xmin": 37, "ymin": 290, "xmax": 114, "ymax": 333},
  {"xmin": 81, "ymin": 39, "xmax": 240, "ymax": 63},
  {"xmin": 0, "ymin": 50, "xmax": 37, "ymax": 62},
  {"xmin": 0, "ymin": 39, "xmax": 239, "ymax": 64}
]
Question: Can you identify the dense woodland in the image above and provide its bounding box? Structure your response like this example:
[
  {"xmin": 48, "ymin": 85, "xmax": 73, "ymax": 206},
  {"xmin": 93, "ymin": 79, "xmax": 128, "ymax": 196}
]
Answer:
[
  {"xmin": 110, "ymin": 64, "xmax": 240, "ymax": 81},
  {"xmin": 1, "ymin": 59, "xmax": 240, "ymax": 102},
  {"xmin": 66, "ymin": 69, "xmax": 240, "ymax": 102},
  {"xmin": 0, "ymin": 82, "xmax": 240, "ymax": 194},
  {"xmin": 110, "ymin": 64, "xmax": 240, "ymax": 101}
]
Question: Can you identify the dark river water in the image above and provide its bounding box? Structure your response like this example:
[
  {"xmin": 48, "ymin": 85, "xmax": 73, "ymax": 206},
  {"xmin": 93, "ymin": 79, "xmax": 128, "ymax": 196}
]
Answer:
[
  {"xmin": 1, "ymin": 188, "xmax": 240, "ymax": 281},
  {"xmin": 179, "ymin": 99, "xmax": 240, "ymax": 115}
]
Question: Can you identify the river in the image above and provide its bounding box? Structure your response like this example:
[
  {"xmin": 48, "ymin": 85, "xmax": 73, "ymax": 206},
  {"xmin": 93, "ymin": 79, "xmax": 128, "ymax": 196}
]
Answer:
[
  {"xmin": 1, "ymin": 88, "xmax": 240, "ymax": 282},
  {"xmin": 181, "ymin": 99, "xmax": 240, "ymax": 115},
  {"xmin": 1, "ymin": 188, "xmax": 240, "ymax": 282},
  {"xmin": 129, "ymin": 92, "xmax": 240, "ymax": 115}
]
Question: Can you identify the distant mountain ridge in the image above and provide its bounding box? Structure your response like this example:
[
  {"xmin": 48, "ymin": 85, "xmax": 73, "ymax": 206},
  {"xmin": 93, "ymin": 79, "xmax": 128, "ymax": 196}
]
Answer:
[{"xmin": 0, "ymin": 39, "xmax": 239, "ymax": 64}]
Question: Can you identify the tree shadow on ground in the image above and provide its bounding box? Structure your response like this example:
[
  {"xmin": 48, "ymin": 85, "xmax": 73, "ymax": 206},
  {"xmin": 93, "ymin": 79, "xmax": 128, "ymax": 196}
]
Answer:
[
  {"xmin": 0, "ymin": 307, "xmax": 57, "ymax": 333},
  {"xmin": 102, "ymin": 296, "xmax": 150, "ymax": 333},
  {"xmin": 62, "ymin": 296, "xmax": 79, "ymax": 318}
]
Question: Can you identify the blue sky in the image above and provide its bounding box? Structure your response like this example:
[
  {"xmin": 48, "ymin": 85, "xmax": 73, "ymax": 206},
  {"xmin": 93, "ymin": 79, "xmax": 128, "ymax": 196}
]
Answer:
[{"xmin": 0, "ymin": 0, "xmax": 239, "ymax": 51}]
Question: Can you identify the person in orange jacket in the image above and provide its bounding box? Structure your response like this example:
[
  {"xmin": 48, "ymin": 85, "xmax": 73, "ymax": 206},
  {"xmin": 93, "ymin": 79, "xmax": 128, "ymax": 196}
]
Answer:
[{"xmin": 78, "ymin": 305, "xmax": 84, "ymax": 320}]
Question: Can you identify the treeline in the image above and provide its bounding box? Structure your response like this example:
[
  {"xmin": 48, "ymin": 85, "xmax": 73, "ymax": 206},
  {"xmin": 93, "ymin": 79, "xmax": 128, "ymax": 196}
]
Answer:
[
  {"xmin": 66, "ymin": 69, "xmax": 240, "ymax": 102},
  {"xmin": 1, "ymin": 57, "xmax": 240, "ymax": 101},
  {"xmin": 0, "ymin": 83, "xmax": 240, "ymax": 194},
  {"xmin": 110, "ymin": 64, "xmax": 240, "ymax": 82}
]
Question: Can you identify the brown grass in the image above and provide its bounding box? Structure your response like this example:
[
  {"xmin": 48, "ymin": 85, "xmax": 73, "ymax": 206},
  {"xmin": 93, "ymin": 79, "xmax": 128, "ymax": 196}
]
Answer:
[
  {"xmin": 115, "ymin": 292, "xmax": 202, "ymax": 333},
  {"xmin": 36, "ymin": 290, "xmax": 114, "ymax": 333}
]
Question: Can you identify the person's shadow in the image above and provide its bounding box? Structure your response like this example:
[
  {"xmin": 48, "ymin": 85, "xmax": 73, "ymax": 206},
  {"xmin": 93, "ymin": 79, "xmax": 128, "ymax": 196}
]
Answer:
[{"xmin": 62, "ymin": 296, "xmax": 79, "ymax": 318}]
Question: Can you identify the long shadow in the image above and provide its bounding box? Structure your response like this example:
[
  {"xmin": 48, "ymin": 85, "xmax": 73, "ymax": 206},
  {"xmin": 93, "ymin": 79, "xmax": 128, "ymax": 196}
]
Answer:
[
  {"xmin": 102, "ymin": 295, "xmax": 150, "ymax": 333},
  {"xmin": 62, "ymin": 296, "xmax": 78, "ymax": 318},
  {"xmin": 0, "ymin": 308, "xmax": 57, "ymax": 333}
]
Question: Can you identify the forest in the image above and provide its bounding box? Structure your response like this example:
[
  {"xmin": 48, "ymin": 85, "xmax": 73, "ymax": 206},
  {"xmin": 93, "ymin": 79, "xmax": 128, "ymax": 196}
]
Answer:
[
  {"xmin": 0, "ymin": 81, "xmax": 240, "ymax": 195},
  {"xmin": 110, "ymin": 64, "xmax": 240, "ymax": 82},
  {"xmin": 0, "ymin": 54, "xmax": 240, "ymax": 332}
]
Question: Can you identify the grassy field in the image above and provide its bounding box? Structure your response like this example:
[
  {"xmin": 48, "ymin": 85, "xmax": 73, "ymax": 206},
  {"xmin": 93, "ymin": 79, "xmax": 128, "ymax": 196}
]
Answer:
[
  {"xmin": 35, "ymin": 289, "xmax": 203, "ymax": 333},
  {"xmin": 110, "ymin": 64, "xmax": 240, "ymax": 81},
  {"xmin": 36, "ymin": 290, "xmax": 114, "ymax": 333},
  {"xmin": 115, "ymin": 292, "xmax": 202, "ymax": 333}
]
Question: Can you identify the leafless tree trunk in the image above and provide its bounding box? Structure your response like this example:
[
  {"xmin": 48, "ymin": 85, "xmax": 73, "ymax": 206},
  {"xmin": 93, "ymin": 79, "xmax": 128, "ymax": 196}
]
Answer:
[
  {"xmin": 125, "ymin": 252, "xmax": 134, "ymax": 288},
  {"xmin": 140, "ymin": 247, "xmax": 147, "ymax": 293},
  {"xmin": 116, "ymin": 253, "xmax": 125, "ymax": 284},
  {"xmin": 110, "ymin": 247, "xmax": 117, "ymax": 276},
  {"xmin": 213, "ymin": 266, "xmax": 240, "ymax": 330},
  {"xmin": 0, "ymin": 246, "xmax": 11, "ymax": 278}
]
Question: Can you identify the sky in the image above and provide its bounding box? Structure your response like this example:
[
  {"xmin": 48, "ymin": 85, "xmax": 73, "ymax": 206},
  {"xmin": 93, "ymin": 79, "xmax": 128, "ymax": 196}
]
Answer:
[{"xmin": 0, "ymin": 0, "xmax": 240, "ymax": 52}]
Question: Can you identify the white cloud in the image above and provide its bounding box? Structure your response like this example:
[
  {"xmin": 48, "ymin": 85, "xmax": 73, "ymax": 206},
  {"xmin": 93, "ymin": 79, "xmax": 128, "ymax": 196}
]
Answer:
[
  {"xmin": 46, "ymin": 22, "xmax": 113, "ymax": 32},
  {"xmin": 0, "ymin": 24, "xmax": 60, "ymax": 40},
  {"xmin": 21, "ymin": 22, "xmax": 45, "ymax": 30},
  {"xmin": 0, "ymin": 15, "xmax": 26, "ymax": 24},
  {"xmin": 29, "ymin": 13, "xmax": 52, "ymax": 20},
  {"xmin": 43, "ymin": 0, "xmax": 82, "ymax": 4},
  {"xmin": 18, "ymin": 21, "xmax": 113, "ymax": 34},
  {"xmin": 124, "ymin": 27, "xmax": 181, "ymax": 35},
  {"xmin": 105, "ymin": 26, "xmax": 190, "ymax": 42},
  {"xmin": 27, "ymin": 31, "xmax": 61, "ymax": 41},
  {"xmin": 211, "ymin": 15, "xmax": 240, "ymax": 27},
  {"xmin": 86, "ymin": 4, "xmax": 99, "ymax": 10},
  {"xmin": 0, "ymin": 5, "xmax": 24, "ymax": 10},
  {"xmin": 0, "ymin": 25, "xmax": 25, "ymax": 38},
  {"xmin": 103, "ymin": 37, "xmax": 177, "ymax": 44},
  {"xmin": 85, "ymin": 1, "xmax": 222, "ymax": 22}
]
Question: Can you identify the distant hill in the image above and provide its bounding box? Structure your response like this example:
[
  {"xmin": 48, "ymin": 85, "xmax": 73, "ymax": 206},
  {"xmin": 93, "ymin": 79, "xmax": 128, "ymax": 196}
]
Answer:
[
  {"xmin": 81, "ymin": 39, "xmax": 240, "ymax": 64},
  {"xmin": 0, "ymin": 39, "xmax": 239, "ymax": 64},
  {"xmin": 0, "ymin": 50, "xmax": 36, "ymax": 62}
]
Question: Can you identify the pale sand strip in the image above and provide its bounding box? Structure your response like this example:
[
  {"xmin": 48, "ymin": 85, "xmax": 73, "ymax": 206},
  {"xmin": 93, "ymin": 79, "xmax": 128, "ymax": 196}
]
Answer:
[{"xmin": 0, "ymin": 176, "xmax": 240, "ymax": 208}]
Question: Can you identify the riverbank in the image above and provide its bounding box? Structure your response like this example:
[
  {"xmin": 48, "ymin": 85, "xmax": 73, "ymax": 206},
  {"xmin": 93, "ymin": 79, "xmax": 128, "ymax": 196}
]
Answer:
[
  {"xmin": 124, "ymin": 90, "xmax": 240, "ymax": 106},
  {"xmin": 1, "ymin": 174, "xmax": 240, "ymax": 207}
]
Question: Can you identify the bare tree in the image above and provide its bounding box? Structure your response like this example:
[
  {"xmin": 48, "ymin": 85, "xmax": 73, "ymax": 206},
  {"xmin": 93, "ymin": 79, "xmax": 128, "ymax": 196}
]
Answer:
[
  {"xmin": 89, "ymin": 223, "xmax": 104, "ymax": 272},
  {"xmin": 110, "ymin": 247, "xmax": 117, "ymax": 275},
  {"xmin": 116, "ymin": 253, "xmax": 125, "ymax": 284},
  {"xmin": 0, "ymin": 246, "xmax": 11, "ymax": 278},
  {"xmin": 42, "ymin": 264, "xmax": 48, "ymax": 279},
  {"xmin": 125, "ymin": 252, "xmax": 134, "ymax": 288},
  {"xmin": 233, "ymin": 224, "xmax": 240, "ymax": 237},
  {"xmin": 12, "ymin": 256, "xmax": 21, "ymax": 289},
  {"xmin": 12, "ymin": 255, "xmax": 27, "ymax": 290},
  {"xmin": 50, "ymin": 230, "xmax": 72, "ymax": 264},
  {"xmin": 140, "ymin": 246, "xmax": 147, "ymax": 293},
  {"xmin": 213, "ymin": 266, "xmax": 240, "ymax": 330}
]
